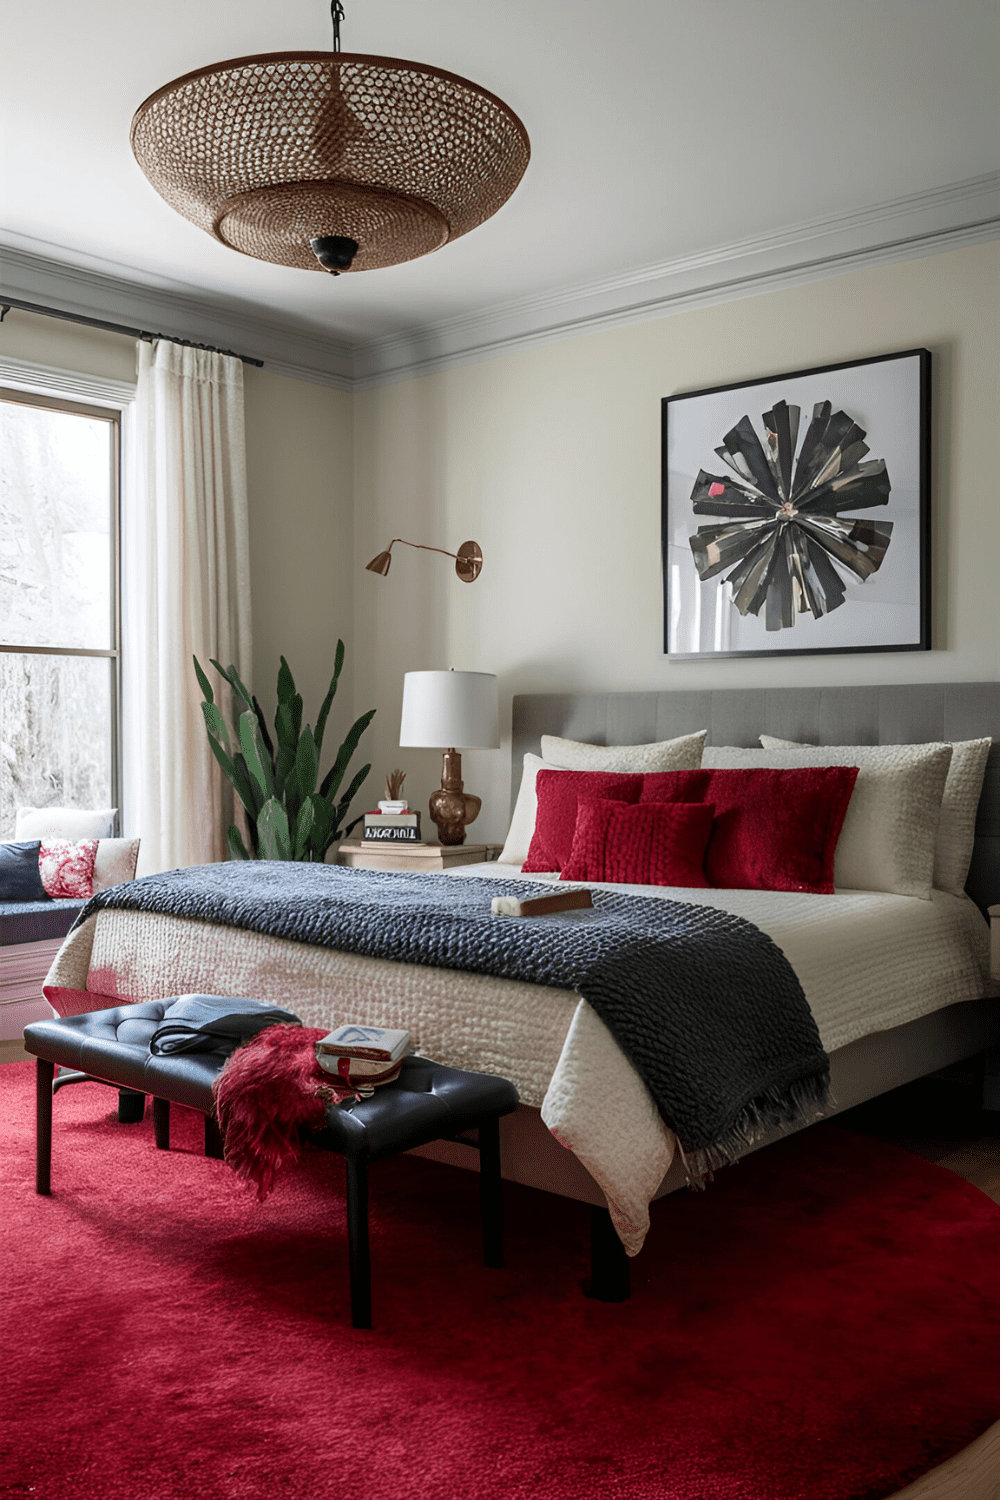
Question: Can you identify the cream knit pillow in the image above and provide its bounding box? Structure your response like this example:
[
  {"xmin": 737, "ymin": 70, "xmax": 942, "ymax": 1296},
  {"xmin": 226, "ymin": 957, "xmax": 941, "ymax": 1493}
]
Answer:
[
  {"xmin": 539, "ymin": 730, "xmax": 706, "ymax": 774},
  {"xmin": 701, "ymin": 743, "xmax": 953, "ymax": 899},
  {"xmin": 760, "ymin": 735, "xmax": 991, "ymax": 898}
]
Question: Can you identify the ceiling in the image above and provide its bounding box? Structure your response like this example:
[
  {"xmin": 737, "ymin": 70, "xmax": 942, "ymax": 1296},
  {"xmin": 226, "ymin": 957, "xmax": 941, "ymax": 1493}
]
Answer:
[{"xmin": 2, "ymin": 0, "xmax": 998, "ymax": 363}]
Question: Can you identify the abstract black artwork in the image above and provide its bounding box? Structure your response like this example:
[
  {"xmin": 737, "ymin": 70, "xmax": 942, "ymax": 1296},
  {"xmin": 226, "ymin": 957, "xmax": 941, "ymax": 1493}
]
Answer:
[{"xmin": 662, "ymin": 349, "xmax": 930, "ymax": 660}]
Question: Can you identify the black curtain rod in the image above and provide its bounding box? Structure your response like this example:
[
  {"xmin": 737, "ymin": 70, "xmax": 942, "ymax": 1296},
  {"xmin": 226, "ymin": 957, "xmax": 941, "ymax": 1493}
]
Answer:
[{"xmin": 0, "ymin": 295, "xmax": 264, "ymax": 367}]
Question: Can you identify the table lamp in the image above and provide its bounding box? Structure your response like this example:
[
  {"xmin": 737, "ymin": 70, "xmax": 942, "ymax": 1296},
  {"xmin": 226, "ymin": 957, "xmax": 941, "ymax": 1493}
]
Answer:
[{"xmin": 399, "ymin": 670, "xmax": 500, "ymax": 845}]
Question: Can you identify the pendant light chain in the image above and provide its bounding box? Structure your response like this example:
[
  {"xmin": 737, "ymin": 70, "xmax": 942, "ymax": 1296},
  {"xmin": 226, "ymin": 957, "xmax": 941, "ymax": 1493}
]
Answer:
[{"xmin": 331, "ymin": 1, "xmax": 345, "ymax": 52}]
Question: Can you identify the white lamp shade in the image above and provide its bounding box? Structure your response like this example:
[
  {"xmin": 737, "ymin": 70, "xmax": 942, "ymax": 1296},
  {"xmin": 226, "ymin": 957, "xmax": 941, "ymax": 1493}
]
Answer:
[{"xmin": 399, "ymin": 670, "xmax": 500, "ymax": 749}]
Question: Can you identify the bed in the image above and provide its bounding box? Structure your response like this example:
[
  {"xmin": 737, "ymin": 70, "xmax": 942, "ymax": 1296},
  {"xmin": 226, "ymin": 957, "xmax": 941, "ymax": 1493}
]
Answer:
[{"xmin": 42, "ymin": 681, "xmax": 1000, "ymax": 1292}]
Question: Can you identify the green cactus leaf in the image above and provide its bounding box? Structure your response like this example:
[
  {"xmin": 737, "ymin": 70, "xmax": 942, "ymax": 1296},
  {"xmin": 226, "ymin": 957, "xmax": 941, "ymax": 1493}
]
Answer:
[
  {"xmin": 332, "ymin": 762, "xmax": 371, "ymax": 830},
  {"xmin": 227, "ymin": 824, "xmax": 251, "ymax": 860},
  {"xmin": 201, "ymin": 700, "xmax": 231, "ymax": 754},
  {"xmin": 252, "ymin": 696, "xmax": 275, "ymax": 761},
  {"xmin": 274, "ymin": 699, "xmax": 297, "ymax": 750},
  {"xmin": 313, "ymin": 639, "xmax": 344, "ymax": 756},
  {"xmin": 230, "ymin": 752, "xmax": 263, "ymax": 819},
  {"xmin": 319, "ymin": 708, "xmax": 375, "ymax": 801},
  {"xmin": 257, "ymin": 798, "xmax": 292, "ymax": 861},
  {"xmin": 291, "ymin": 693, "xmax": 303, "ymax": 743},
  {"xmin": 193, "ymin": 655, "xmax": 214, "ymax": 705},
  {"xmin": 226, "ymin": 663, "xmax": 256, "ymax": 710},
  {"xmin": 276, "ymin": 656, "xmax": 296, "ymax": 704},
  {"xmin": 306, "ymin": 794, "xmax": 335, "ymax": 858},
  {"xmin": 292, "ymin": 797, "xmax": 316, "ymax": 860},
  {"xmin": 239, "ymin": 709, "xmax": 274, "ymax": 802},
  {"xmin": 273, "ymin": 743, "xmax": 296, "ymax": 799},
  {"xmin": 295, "ymin": 726, "xmax": 319, "ymax": 801}
]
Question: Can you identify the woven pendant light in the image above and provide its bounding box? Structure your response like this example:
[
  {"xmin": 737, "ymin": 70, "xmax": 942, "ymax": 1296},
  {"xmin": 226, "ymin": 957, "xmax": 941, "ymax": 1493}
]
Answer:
[{"xmin": 130, "ymin": 3, "xmax": 530, "ymax": 275}]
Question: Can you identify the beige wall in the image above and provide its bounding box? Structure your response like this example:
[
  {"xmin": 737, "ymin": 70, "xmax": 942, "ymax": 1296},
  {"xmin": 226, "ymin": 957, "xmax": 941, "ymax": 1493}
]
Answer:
[
  {"xmin": 4, "ymin": 240, "xmax": 998, "ymax": 846},
  {"xmin": 243, "ymin": 367, "xmax": 355, "ymax": 757},
  {"xmin": 0, "ymin": 309, "xmax": 357, "ymax": 789},
  {"xmin": 353, "ymin": 241, "xmax": 1000, "ymax": 842}
]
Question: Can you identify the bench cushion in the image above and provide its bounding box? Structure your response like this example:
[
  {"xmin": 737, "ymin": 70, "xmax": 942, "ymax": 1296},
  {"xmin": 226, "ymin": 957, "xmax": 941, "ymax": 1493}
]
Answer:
[{"xmin": 0, "ymin": 899, "xmax": 85, "ymax": 947}]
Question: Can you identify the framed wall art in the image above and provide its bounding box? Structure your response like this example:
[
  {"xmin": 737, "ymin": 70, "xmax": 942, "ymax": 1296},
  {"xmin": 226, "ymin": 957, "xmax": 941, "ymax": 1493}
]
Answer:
[{"xmin": 661, "ymin": 348, "xmax": 930, "ymax": 659}]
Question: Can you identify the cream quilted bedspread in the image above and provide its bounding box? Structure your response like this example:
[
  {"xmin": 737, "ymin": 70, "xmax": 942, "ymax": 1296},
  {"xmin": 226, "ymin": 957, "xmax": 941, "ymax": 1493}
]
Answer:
[{"xmin": 45, "ymin": 870, "xmax": 991, "ymax": 1254}]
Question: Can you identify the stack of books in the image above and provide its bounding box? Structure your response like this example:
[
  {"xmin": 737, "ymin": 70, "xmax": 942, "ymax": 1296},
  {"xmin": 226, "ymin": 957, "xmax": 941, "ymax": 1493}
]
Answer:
[{"xmin": 362, "ymin": 806, "xmax": 423, "ymax": 844}]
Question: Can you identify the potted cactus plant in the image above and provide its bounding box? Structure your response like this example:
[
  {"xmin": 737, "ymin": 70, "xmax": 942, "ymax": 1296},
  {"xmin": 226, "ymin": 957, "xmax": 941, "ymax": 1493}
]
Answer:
[{"xmin": 193, "ymin": 644, "xmax": 375, "ymax": 862}]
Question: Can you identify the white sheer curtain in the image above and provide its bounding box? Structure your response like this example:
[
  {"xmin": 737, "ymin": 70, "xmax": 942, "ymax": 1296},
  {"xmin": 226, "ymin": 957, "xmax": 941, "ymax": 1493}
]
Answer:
[{"xmin": 124, "ymin": 341, "xmax": 252, "ymax": 873}]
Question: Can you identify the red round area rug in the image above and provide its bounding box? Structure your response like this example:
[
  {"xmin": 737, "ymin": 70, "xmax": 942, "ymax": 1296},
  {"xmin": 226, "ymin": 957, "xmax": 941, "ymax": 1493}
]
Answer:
[{"xmin": 1, "ymin": 1060, "xmax": 999, "ymax": 1500}]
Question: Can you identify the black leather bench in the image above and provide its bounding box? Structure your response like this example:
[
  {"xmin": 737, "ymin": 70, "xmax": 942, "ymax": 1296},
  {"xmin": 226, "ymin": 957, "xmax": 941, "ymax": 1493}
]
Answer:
[{"xmin": 23, "ymin": 1001, "xmax": 520, "ymax": 1328}]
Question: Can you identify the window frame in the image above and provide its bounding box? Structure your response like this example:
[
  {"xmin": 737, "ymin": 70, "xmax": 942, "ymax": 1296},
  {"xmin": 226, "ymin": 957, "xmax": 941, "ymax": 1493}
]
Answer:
[{"xmin": 0, "ymin": 384, "xmax": 124, "ymax": 829}]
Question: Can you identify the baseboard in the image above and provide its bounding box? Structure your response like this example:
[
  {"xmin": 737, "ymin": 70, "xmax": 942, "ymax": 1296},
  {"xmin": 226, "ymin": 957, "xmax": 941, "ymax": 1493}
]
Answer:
[{"xmin": 0, "ymin": 1038, "xmax": 31, "ymax": 1064}]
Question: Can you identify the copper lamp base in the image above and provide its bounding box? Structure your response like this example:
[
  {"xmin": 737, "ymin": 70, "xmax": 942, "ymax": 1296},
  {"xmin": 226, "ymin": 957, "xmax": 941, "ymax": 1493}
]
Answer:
[{"xmin": 428, "ymin": 749, "xmax": 481, "ymax": 846}]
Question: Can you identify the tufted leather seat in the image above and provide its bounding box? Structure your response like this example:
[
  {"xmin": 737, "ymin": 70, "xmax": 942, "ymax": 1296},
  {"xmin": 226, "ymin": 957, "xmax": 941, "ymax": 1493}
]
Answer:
[{"xmin": 24, "ymin": 1001, "xmax": 519, "ymax": 1329}]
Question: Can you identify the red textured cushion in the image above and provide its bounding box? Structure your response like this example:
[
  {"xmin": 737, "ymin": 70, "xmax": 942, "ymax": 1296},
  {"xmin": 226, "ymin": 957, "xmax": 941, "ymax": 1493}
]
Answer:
[
  {"xmin": 522, "ymin": 771, "xmax": 643, "ymax": 872},
  {"xmin": 640, "ymin": 769, "xmax": 712, "ymax": 805},
  {"xmin": 38, "ymin": 837, "xmax": 98, "ymax": 899},
  {"xmin": 561, "ymin": 799, "xmax": 716, "ymax": 886},
  {"xmin": 681, "ymin": 767, "xmax": 859, "ymax": 893}
]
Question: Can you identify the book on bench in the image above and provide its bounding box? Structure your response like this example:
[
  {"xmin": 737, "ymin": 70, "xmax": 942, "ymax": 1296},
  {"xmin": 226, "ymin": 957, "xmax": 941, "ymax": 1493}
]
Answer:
[{"xmin": 316, "ymin": 1025, "xmax": 412, "ymax": 1094}]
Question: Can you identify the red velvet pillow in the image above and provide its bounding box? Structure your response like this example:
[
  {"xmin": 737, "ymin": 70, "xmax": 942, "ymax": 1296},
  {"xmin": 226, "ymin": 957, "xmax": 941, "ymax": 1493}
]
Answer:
[
  {"xmin": 640, "ymin": 769, "xmax": 712, "ymax": 805},
  {"xmin": 561, "ymin": 799, "xmax": 716, "ymax": 886},
  {"xmin": 675, "ymin": 767, "xmax": 859, "ymax": 893},
  {"xmin": 522, "ymin": 771, "xmax": 643, "ymax": 872}
]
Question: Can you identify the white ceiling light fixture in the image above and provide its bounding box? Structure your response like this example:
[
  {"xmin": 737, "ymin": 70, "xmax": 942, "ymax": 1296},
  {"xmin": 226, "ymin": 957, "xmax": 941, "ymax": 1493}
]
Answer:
[{"xmin": 129, "ymin": 2, "xmax": 530, "ymax": 277}]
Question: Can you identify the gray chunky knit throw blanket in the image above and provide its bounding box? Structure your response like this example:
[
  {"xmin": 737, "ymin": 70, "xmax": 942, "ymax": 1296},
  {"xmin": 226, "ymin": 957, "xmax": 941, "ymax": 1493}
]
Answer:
[{"xmin": 75, "ymin": 864, "xmax": 830, "ymax": 1179}]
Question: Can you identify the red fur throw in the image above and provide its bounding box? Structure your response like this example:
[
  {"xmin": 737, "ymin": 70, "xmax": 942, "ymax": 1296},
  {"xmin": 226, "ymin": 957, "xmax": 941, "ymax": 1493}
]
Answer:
[{"xmin": 213, "ymin": 1025, "xmax": 332, "ymax": 1201}]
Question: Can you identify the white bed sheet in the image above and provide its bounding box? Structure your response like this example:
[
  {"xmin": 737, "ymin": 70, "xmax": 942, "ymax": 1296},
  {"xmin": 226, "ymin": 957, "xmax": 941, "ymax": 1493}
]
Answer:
[{"xmin": 46, "ymin": 869, "xmax": 992, "ymax": 1256}]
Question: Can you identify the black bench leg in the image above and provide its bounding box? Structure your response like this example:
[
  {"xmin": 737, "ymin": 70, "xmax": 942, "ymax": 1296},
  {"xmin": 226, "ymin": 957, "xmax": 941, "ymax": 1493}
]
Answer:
[
  {"xmin": 36, "ymin": 1058, "xmax": 54, "ymax": 1196},
  {"xmin": 153, "ymin": 1097, "xmax": 170, "ymax": 1150},
  {"xmin": 117, "ymin": 1089, "xmax": 146, "ymax": 1124},
  {"xmin": 585, "ymin": 1205, "xmax": 631, "ymax": 1303},
  {"xmin": 478, "ymin": 1117, "xmax": 504, "ymax": 1269},
  {"xmin": 204, "ymin": 1114, "xmax": 225, "ymax": 1160},
  {"xmin": 346, "ymin": 1158, "xmax": 371, "ymax": 1330}
]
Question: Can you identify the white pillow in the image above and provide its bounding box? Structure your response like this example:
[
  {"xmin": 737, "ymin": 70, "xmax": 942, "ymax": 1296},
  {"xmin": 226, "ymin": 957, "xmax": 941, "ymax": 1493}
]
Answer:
[
  {"xmin": 500, "ymin": 731, "xmax": 708, "ymax": 867},
  {"xmin": 701, "ymin": 743, "xmax": 953, "ymax": 899},
  {"xmin": 539, "ymin": 730, "xmax": 706, "ymax": 774},
  {"xmin": 759, "ymin": 735, "xmax": 991, "ymax": 898},
  {"xmin": 92, "ymin": 838, "xmax": 141, "ymax": 892},
  {"xmin": 16, "ymin": 806, "xmax": 117, "ymax": 841},
  {"xmin": 498, "ymin": 754, "xmax": 564, "ymax": 865}
]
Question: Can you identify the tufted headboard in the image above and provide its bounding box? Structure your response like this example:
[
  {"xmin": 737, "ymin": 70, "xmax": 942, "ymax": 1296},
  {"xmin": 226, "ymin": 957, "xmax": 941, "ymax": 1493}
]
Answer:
[{"xmin": 511, "ymin": 682, "xmax": 1000, "ymax": 914}]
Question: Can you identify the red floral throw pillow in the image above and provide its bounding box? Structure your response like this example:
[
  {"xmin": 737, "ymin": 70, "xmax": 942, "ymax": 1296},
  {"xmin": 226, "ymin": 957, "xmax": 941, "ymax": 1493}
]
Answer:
[
  {"xmin": 38, "ymin": 838, "xmax": 98, "ymax": 900},
  {"xmin": 677, "ymin": 767, "xmax": 859, "ymax": 893},
  {"xmin": 561, "ymin": 799, "xmax": 716, "ymax": 886},
  {"xmin": 522, "ymin": 771, "xmax": 644, "ymax": 872}
]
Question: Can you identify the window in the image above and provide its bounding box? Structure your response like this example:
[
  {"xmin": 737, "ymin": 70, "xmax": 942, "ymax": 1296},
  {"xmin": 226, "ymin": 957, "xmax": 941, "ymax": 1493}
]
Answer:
[{"xmin": 0, "ymin": 387, "xmax": 121, "ymax": 838}]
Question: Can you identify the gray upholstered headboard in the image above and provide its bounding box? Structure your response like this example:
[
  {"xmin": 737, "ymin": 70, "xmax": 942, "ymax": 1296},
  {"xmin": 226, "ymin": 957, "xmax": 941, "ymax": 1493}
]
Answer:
[{"xmin": 511, "ymin": 683, "xmax": 1000, "ymax": 914}]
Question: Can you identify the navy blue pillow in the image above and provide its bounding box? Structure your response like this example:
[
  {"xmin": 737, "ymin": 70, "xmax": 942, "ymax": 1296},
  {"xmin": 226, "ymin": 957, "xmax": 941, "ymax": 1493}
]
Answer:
[{"xmin": 0, "ymin": 841, "xmax": 50, "ymax": 903}]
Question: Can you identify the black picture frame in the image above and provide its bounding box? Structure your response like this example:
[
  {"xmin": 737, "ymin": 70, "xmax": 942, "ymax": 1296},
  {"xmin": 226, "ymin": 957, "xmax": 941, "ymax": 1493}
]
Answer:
[{"xmin": 661, "ymin": 348, "xmax": 931, "ymax": 660}]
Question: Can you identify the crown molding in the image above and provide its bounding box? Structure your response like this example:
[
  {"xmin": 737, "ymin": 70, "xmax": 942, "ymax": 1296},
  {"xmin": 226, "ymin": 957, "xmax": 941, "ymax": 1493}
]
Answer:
[
  {"xmin": 0, "ymin": 240, "xmax": 354, "ymax": 390},
  {"xmin": 352, "ymin": 172, "xmax": 1000, "ymax": 387},
  {"xmin": 0, "ymin": 352, "xmax": 136, "ymax": 407},
  {"xmin": 2, "ymin": 174, "xmax": 996, "ymax": 393}
]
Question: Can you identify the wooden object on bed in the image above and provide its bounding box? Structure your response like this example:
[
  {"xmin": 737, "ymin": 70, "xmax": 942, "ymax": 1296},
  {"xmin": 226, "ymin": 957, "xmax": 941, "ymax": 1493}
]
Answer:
[
  {"xmin": 491, "ymin": 890, "xmax": 593, "ymax": 918},
  {"xmin": 337, "ymin": 841, "xmax": 502, "ymax": 870}
]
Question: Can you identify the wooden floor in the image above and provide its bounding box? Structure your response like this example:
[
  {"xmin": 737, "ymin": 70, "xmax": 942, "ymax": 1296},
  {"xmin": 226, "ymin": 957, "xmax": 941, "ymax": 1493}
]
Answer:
[{"xmin": 3, "ymin": 1049, "xmax": 998, "ymax": 1494}]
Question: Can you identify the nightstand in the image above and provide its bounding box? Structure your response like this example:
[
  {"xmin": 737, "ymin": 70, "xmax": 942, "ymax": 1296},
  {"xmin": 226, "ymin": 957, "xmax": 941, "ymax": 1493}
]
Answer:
[{"xmin": 337, "ymin": 841, "xmax": 504, "ymax": 872}]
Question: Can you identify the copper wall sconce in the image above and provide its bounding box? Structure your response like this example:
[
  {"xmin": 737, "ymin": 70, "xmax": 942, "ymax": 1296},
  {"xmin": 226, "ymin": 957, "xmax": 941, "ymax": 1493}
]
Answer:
[{"xmin": 365, "ymin": 539, "xmax": 483, "ymax": 582}]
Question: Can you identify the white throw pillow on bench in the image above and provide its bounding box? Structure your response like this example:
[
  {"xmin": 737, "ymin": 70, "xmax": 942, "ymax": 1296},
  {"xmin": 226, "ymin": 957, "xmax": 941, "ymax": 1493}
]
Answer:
[{"xmin": 16, "ymin": 806, "xmax": 117, "ymax": 841}]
